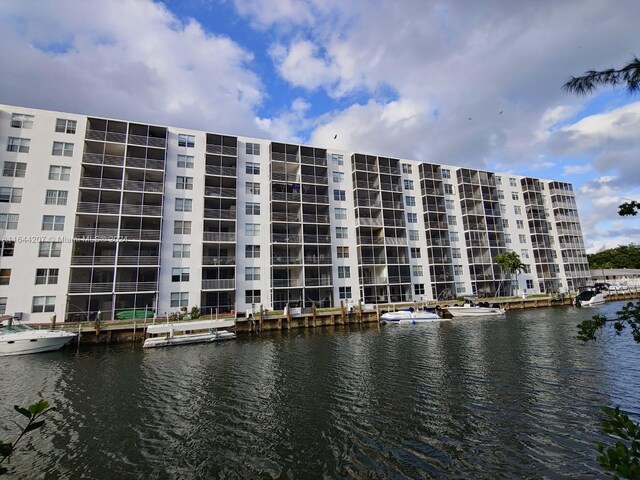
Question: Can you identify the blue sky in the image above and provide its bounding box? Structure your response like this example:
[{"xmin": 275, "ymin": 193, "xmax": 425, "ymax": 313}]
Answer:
[{"xmin": 0, "ymin": 0, "xmax": 638, "ymax": 253}]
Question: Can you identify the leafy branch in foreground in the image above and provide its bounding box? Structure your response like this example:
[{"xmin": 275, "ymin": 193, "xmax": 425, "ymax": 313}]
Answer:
[
  {"xmin": 577, "ymin": 302, "xmax": 640, "ymax": 343},
  {"xmin": 597, "ymin": 406, "xmax": 640, "ymax": 480},
  {"xmin": 0, "ymin": 400, "xmax": 55, "ymax": 477},
  {"xmin": 562, "ymin": 56, "xmax": 640, "ymax": 96}
]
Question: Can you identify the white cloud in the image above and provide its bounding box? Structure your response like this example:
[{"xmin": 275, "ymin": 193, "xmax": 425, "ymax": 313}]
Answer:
[
  {"xmin": 270, "ymin": 40, "xmax": 337, "ymax": 91},
  {"xmin": 562, "ymin": 164, "xmax": 592, "ymax": 175}
]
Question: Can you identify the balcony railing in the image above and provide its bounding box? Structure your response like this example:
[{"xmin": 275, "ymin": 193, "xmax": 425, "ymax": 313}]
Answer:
[
  {"xmin": 305, "ymin": 278, "xmax": 332, "ymax": 286},
  {"xmin": 117, "ymin": 256, "xmax": 159, "ymax": 265},
  {"xmin": 70, "ymin": 256, "xmax": 116, "ymax": 265},
  {"xmin": 205, "ymin": 165, "xmax": 237, "ymax": 177},
  {"xmin": 123, "ymin": 180, "xmax": 163, "ymax": 193},
  {"xmin": 300, "ymin": 174, "xmax": 328, "ymax": 185},
  {"xmin": 203, "ymin": 232, "xmax": 237, "ymax": 242},
  {"xmin": 74, "ymin": 227, "xmax": 119, "ymax": 239},
  {"xmin": 361, "ymin": 277, "xmax": 388, "ymax": 285},
  {"xmin": 115, "ymin": 281, "xmax": 158, "ymax": 292},
  {"xmin": 120, "ymin": 204, "xmax": 162, "ymax": 216},
  {"xmin": 79, "ymin": 177, "xmax": 122, "ymax": 190},
  {"xmin": 272, "ymin": 278, "xmax": 303, "ymax": 288},
  {"xmin": 300, "ymin": 155, "xmax": 326, "ymax": 166},
  {"xmin": 119, "ymin": 229, "xmax": 161, "ymax": 241},
  {"xmin": 206, "ymin": 144, "xmax": 237, "ymax": 156},
  {"xmin": 82, "ymin": 152, "xmax": 125, "ymax": 167},
  {"xmin": 357, "ymin": 217, "xmax": 383, "ymax": 226},
  {"xmin": 204, "ymin": 186, "xmax": 237, "ymax": 198},
  {"xmin": 204, "ymin": 208, "xmax": 236, "ymax": 220},
  {"xmin": 385, "ymin": 237, "xmax": 407, "ymax": 246},
  {"xmin": 303, "ymin": 256, "xmax": 331, "ymax": 265},
  {"xmin": 202, "ymin": 256, "xmax": 236, "ymax": 266},
  {"xmin": 271, "ymin": 152, "xmax": 299, "ymax": 163},
  {"xmin": 272, "ymin": 212, "xmax": 301, "ymax": 222},
  {"xmin": 202, "ymin": 279, "xmax": 235, "ymax": 290},
  {"xmin": 357, "ymin": 236, "xmax": 385, "ymax": 245},
  {"xmin": 127, "ymin": 134, "xmax": 167, "ymax": 148},
  {"xmin": 359, "ymin": 256, "xmax": 386, "ymax": 264},
  {"xmin": 271, "ymin": 172, "xmax": 300, "ymax": 183},
  {"xmin": 271, "ymin": 233, "xmax": 302, "ymax": 243},
  {"xmin": 76, "ymin": 202, "xmax": 120, "ymax": 214},
  {"xmin": 301, "ymin": 194, "xmax": 329, "ymax": 204},
  {"xmin": 303, "ymin": 234, "xmax": 331, "ymax": 244},
  {"xmin": 272, "ymin": 256, "xmax": 302, "ymax": 265},
  {"xmin": 302, "ymin": 214, "xmax": 329, "ymax": 224},
  {"xmin": 68, "ymin": 282, "xmax": 113, "ymax": 294},
  {"xmin": 125, "ymin": 157, "xmax": 165, "ymax": 170},
  {"xmin": 271, "ymin": 192, "xmax": 301, "ymax": 202}
]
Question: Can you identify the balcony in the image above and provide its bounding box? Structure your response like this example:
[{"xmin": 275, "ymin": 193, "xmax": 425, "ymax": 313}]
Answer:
[
  {"xmin": 303, "ymin": 234, "xmax": 332, "ymax": 244},
  {"xmin": 202, "ymin": 279, "xmax": 235, "ymax": 290},
  {"xmin": 115, "ymin": 282, "xmax": 158, "ymax": 292},
  {"xmin": 204, "ymin": 208, "xmax": 236, "ymax": 220},
  {"xmin": 206, "ymin": 144, "xmax": 237, "ymax": 156},
  {"xmin": 85, "ymin": 130, "xmax": 126, "ymax": 143},
  {"xmin": 272, "ymin": 279, "xmax": 303, "ymax": 288},
  {"xmin": 127, "ymin": 134, "xmax": 166, "ymax": 148},
  {"xmin": 123, "ymin": 180, "xmax": 163, "ymax": 193},
  {"xmin": 271, "ymin": 152, "xmax": 299, "ymax": 163},
  {"xmin": 117, "ymin": 256, "xmax": 159, "ymax": 265},
  {"xmin": 125, "ymin": 157, "xmax": 165, "ymax": 170},
  {"xmin": 82, "ymin": 152, "xmax": 124, "ymax": 167},
  {"xmin": 205, "ymin": 165, "xmax": 237, "ymax": 177},
  {"xmin": 361, "ymin": 277, "xmax": 388, "ymax": 285},
  {"xmin": 272, "ymin": 191, "xmax": 301, "ymax": 202},
  {"xmin": 68, "ymin": 282, "xmax": 113, "ymax": 294},
  {"xmin": 302, "ymin": 214, "xmax": 329, "ymax": 224},
  {"xmin": 272, "ymin": 256, "xmax": 302, "ymax": 265},
  {"xmin": 272, "ymin": 212, "xmax": 301, "ymax": 223},
  {"xmin": 353, "ymin": 162, "xmax": 378, "ymax": 173},
  {"xmin": 120, "ymin": 204, "xmax": 162, "ymax": 216},
  {"xmin": 357, "ymin": 217, "xmax": 383, "ymax": 227},
  {"xmin": 357, "ymin": 236, "xmax": 385, "ymax": 245},
  {"xmin": 203, "ymin": 256, "xmax": 236, "ymax": 266},
  {"xmin": 77, "ymin": 202, "xmax": 120, "ymax": 214},
  {"xmin": 305, "ymin": 277, "xmax": 332, "ymax": 286},
  {"xmin": 119, "ymin": 229, "xmax": 161, "ymax": 241},
  {"xmin": 301, "ymin": 194, "xmax": 329, "ymax": 204},
  {"xmin": 303, "ymin": 256, "xmax": 331, "ymax": 265},
  {"xmin": 300, "ymin": 154, "xmax": 326, "ymax": 166},
  {"xmin": 204, "ymin": 186, "xmax": 237, "ymax": 198},
  {"xmin": 203, "ymin": 232, "xmax": 236, "ymax": 242},
  {"xmin": 70, "ymin": 256, "xmax": 116, "ymax": 266},
  {"xmin": 360, "ymin": 256, "xmax": 386, "ymax": 265},
  {"xmin": 271, "ymin": 233, "xmax": 302, "ymax": 243},
  {"xmin": 74, "ymin": 227, "xmax": 119, "ymax": 239},
  {"xmin": 79, "ymin": 177, "xmax": 122, "ymax": 190},
  {"xmin": 300, "ymin": 174, "xmax": 328, "ymax": 185},
  {"xmin": 385, "ymin": 237, "xmax": 407, "ymax": 246}
]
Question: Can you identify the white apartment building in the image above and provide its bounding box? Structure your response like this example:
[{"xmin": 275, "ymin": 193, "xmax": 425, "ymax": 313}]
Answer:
[{"xmin": 0, "ymin": 105, "xmax": 591, "ymax": 323}]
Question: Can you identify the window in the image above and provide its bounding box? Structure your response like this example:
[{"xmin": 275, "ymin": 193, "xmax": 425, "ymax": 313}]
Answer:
[
  {"xmin": 410, "ymin": 247, "xmax": 421, "ymax": 259},
  {"xmin": 455, "ymin": 282, "xmax": 466, "ymax": 294},
  {"xmin": 0, "ymin": 269, "xmax": 10, "ymax": 286},
  {"xmin": 332, "ymin": 171, "xmax": 344, "ymax": 183},
  {"xmin": 505, "ymin": 234, "xmax": 512, "ymax": 243},
  {"xmin": 170, "ymin": 292, "xmax": 189, "ymax": 308},
  {"xmin": 338, "ymin": 266, "xmax": 351, "ymax": 279},
  {"xmin": 172, "ymin": 244, "xmax": 190, "ymax": 258},
  {"xmin": 245, "ymin": 245, "xmax": 260, "ymax": 258},
  {"xmin": 526, "ymin": 279, "xmax": 534, "ymax": 289},
  {"xmin": 339, "ymin": 287, "xmax": 352, "ymax": 299},
  {"xmin": 177, "ymin": 155, "xmax": 194, "ymax": 168},
  {"xmin": 407, "ymin": 213, "xmax": 417, "ymax": 223},
  {"xmin": 35, "ymin": 268, "xmax": 59, "ymax": 285},
  {"xmin": 412, "ymin": 265, "xmax": 423, "ymax": 276},
  {"xmin": 454, "ymin": 265, "xmax": 463, "ymax": 275},
  {"xmin": 441, "ymin": 169, "xmax": 451, "ymax": 179},
  {"xmin": 0, "ymin": 241, "xmax": 14, "ymax": 257},
  {"xmin": 514, "ymin": 206, "xmax": 522, "ymax": 215},
  {"xmin": 496, "ymin": 176, "xmax": 502, "ymax": 185},
  {"xmin": 174, "ymin": 220, "xmax": 192, "ymax": 234},
  {"xmin": 48, "ymin": 165, "xmax": 71, "ymax": 181},
  {"xmin": 409, "ymin": 230, "xmax": 419, "ymax": 241},
  {"xmin": 38, "ymin": 241, "xmax": 61, "ymax": 257},
  {"xmin": 444, "ymin": 183, "xmax": 454, "ymax": 194},
  {"xmin": 45, "ymin": 190, "xmax": 68, "ymax": 205},
  {"xmin": 0, "ymin": 297, "xmax": 5, "ymax": 315},
  {"xmin": 336, "ymin": 227, "xmax": 348, "ymax": 239},
  {"xmin": 245, "ymin": 267, "xmax": 261, "ymax": 281},
  {"xmin": 246, "ymin": 202, "xmax": 260, "ymax": 215},
  {"xmin": 52, "ymin": 141, "xmax": 74, "ymax": 156},
  {"xmin": 511, "ymin": 192, "xmax": 519, "ymax": 201},
  {"xmin": 449, "ymin": 231, "xmax": 459, "ymax": 242},
  {"xmin": 3, "ymin": 161, "xmax": 27, "ymax": 178},
  {"xmin": 502, "ymin": 219, "xmax": 509, "ymax": 228},
  {"xmin": 7, "ymin": 137, "xmax": 30, "ymax": 153},
  {"xmin": 0, "ymin": 214, "xmax": 19, "ymax": 230},
  {"xmin": 246, "ymin": 143, "xmax": 260, "ymax": 155},
  {"xmin": 55, "ymin": 118, "xmax": 77, "ymax": 134},
  {"xmin": 335, "ymin": 208, "xmax": 347, "ymax": 220},
  {"xmin": 499, "ymin": 204, "xmax": 507, "ymax": 214},
  {"xmin": 452, "ymin": 247, "xmax": 461, "ymax": 259},
  {"xmin": 171, "ymin": 267, "xmax": 190, "ymax": 282},
  {"xmin": 331, "ymin": 153, "xmax": 343, "ymax": 165},
  {"xmin": 509, "ymin": 178, "xmax": 517, "ymax": 187},
  {"xmin": 521, "ymin": 249, "xmax": 529, "ymax": 259},
  {"xmin": 414, "ymin": 284, "xmax": 425, "ymax": 295},
  {"xmin": 246, "ymin": 162, "xmax": 260, "ymax": 175},
  {"xmin": 245, "ymin": 223, "xmax": 260, "ymax": 236},
  {"xmin": 246, "ymin": 182, "xmax": 260, "ymax": 195},
  {"xmin": 519, "ymin": 234, "xmax": 527, "ymax": 243},
  {"xmin": 337, "ymin": 246, "xmax": 349, "ymax": 258},
  {"xmin": 402, "ymin": 164, "xmax": 413, "ymax": 174},
  {"xmin": 42, "ymin": 215, "xmax": 64, "ymax": 231},
  {"xmin": 447, "ymin": 215, "xmax": 457, "ymax": 226},
  {"xmin": 497, "ymin": 190, "xmax": 505, "ymax": 199},
  {"xmin": 175, "ymin": 198, "xmax": 192, "ymax": 212},
  {"xmin": 176, "ymin": 176, "xmax": 193, "ymax": 190},
  {"xmin": 516, "ymin": 219, "xmax": 524, "ymax": 229},
  {"xmin": 12, "ymin": 113, "xmax": 34, "ymax": 129},
  {"xmin": 333, "ymin": 189, "xmax": 346, "ymax": 201},
  {"xmin": 32, "ymin": 296, "xmax": 55, "ymax": 313},
  {"xmin": 0, "ymin": 187, "xmax": 22, "ymax": 203},
  {"xmin": 245, "ymin": 290, "xmax": 261, "ymax": 304},
  {"xmin": 403, "ymin": 179, "xmax": 414, "ymax": 190},
  {"xmin": 405, "ymin": 196, "xmax": 416, "ymax": 207},
  {"xmin": 445, "ymin": 199, "xmax": 455, "ymax": 210},
  {"xmin": 178, "ymin": 134, "xmax": 195, "ymax": 148}
]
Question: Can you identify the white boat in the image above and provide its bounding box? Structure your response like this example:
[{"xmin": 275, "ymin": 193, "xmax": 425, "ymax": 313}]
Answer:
[
  {"xmin": 0, "ymin": 320, "xmax": 77, "ymax": 356},
  {"xmin": 143, "ymin": 319, "xmax": 236, "ymax": 348},
  {"xmin": 574, "ymin": 288, "xmax": 606, "ymax": 308},
  {"xmin": 444, "ymin": 301, "xmax": 506, "ymax": 317},
  {"xmin": 380, "ymin": 309, "xmax": 444, "ymax": 324}
]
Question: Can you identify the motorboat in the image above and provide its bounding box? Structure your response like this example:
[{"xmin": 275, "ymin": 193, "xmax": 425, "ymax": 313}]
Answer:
[
  {"xmin": 444, "ymin": 301, "xmax": 506, "ymax": 317},
  {"xmin": 380, "ymin": 308, "xmax": 444, "ymax": 324},
  {"xmin": 0, "ymin": 319, "xmax": 77, "ymax": 356},
  {"xmin": 143, "ymin": 319, "xmax": 236, "ymax": 348},
  {"xmin": 574, "ymin": 287, "xmax": 606, "ymax": 307}
]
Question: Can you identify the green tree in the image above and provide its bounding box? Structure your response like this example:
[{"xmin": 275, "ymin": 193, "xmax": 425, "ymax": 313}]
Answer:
[
  {"xmin": 588, "ymin": 245, "xmax": 640, "ymax": 270},
  {"xmin": 494, "ymin": 251, "xmax": 527, "ymax": 296}
]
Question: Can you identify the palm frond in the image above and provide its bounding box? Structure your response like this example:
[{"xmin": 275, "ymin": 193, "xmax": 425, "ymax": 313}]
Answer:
[{"xmin": 563, "ymin": 57, "xmax": 640, "ymax": 96}]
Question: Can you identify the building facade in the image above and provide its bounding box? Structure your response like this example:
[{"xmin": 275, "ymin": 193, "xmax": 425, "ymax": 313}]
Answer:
[{"xmin": 0, "ymin": 105, "xmax": 592, "ymax": 322}]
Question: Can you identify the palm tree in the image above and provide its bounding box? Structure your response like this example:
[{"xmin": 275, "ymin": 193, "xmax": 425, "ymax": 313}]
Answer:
[
  {"xmin": 494, "ymin": 252, "xmax": 526, "ymax": 296},
  {"xmin": 562, "ymin": 56, "xmax": 640, "ymax": 96}
]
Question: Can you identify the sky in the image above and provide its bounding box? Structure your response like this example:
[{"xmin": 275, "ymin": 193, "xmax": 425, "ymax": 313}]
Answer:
[{"xmin": 0, "ymin": 0, "xmax": 638, "ymax": 254}]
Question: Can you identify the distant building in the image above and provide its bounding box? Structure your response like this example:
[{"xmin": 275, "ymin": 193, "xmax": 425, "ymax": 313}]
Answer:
[
  {"xmin": 590, "ymin": 269, "xmax": 640, "ymax": 288},
  {"xmin": 0, "ymin": 105, "xmax": 591, "ymax": 322}
]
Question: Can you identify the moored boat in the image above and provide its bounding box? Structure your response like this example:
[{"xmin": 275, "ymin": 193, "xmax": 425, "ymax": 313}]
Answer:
[
  {"xmin": 444, "ymin": 301, "xmax": 506, "ymax": 317},
  {"xmin": 0, "ymin": 319, "xmax": 77, "ymax": 356},
  {"xmin": 574, "ymin": 287, "xmax": 606, "ymax": 308},
  {"xmin": 380, "ymin": 309, "xmax": 444, "ymax": 324},
  {"xmin": 143, "ymin": 319, "xmax": 236, "ymax": 348}
]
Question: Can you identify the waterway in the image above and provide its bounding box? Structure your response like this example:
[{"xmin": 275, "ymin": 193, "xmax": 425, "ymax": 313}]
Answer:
[{"xmin": 1, "ymin": 301, "xmax": 640, "ymax": 479}]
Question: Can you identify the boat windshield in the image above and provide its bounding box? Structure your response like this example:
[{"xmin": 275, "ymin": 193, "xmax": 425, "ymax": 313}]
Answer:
[{"xmin": 0, "ymin": 324, "xmax": 32, "ymax": 334}]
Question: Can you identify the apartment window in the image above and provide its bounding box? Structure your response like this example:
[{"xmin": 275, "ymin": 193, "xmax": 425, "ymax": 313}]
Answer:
[
  {"xmin": 455, "ymin": 282, "xmax": 467, "ymax": 294},
  {"xmin": 245, "ymin": 245, "xmax": 260, "ymax": 258},
  {"xmin": 52, "ymin": 141, "xmax": 74, "ymax": 157},
  {"xmin": 516, "ymin": 219, "xmax": 524, "ymax": 229},
  {"xmin": 505, "ymin": 234, "xmax": 512, "ymax": 243},
  {"xmin": 338, "ymin": 266, "xmax": 351, "ymax": 279},
  {"xmin": 175, "ymin": 198, "xmax": 192, "ymax": 212},
  {"xmin": 178, "ymin": 134, "xmax": 195, "ymax": 148},
  {"xmin": 403, "ymin": 179, "xmax": 414, "ymax": 190},
  {"xmin": 496, "ymin": 176, "xmax": 502, "ymax": 185},
  {"xmin": 454, "ymin": 265, "xmax": 463, "ymax": 276},
  {"xmin": 0, "ymin": 187, "xmax": 22, "ymax": 203},
  {"xmin": 171, "ymin": 267, "xmax": 190, "ymax": 282},
  {"xmin": 402, "ymin": 164, "xmax": 412, "ymax": 174},
  {"xmin": 177, "ymin": 154, "xmax": 194, "ymax": 168},
  {"xmin": 405, "ymin": 196, "xmax": 416, "ymax": 207},
  {"xmin": 499, "ymin": 204, "xmax": 507, "ymax": 214},
  {"xmin": 0, "ymin": 269, "xmax": 10, "ymax": 286},
  {"xmin": 445, "ymin": 199, "xmax": 455, "ymax": 210},
  {"xmin": 246, "ymin": 143, "xmax": 260, "ymax": 155},
  {"xmin": 331, "ymin": 153, "xmax": 343, "ymax": 165},
  {"xmin": 511, "ymin": 192, "xmax": 519, "ymax": 201},
  {"xmin": 526, "ymin": 279, "xmax": 534, "ymax": 289},
  {"xmin": 245, "ymin": 267, "xmax": 261, "ymax": 281},
  {"xmin": 497, "ymin": 190, "xmax": 505, "ymax": 199},
  {"xmin": 48, "ymin": 165, "xmax": 71, "ymax": 181},
  {"xmin": 452, "ymin": 247, "xmax": 461, "ymax": 259},
  {"xmin": 7, "ymin": 137, "xmax": 30, "ymax": 153},
  {"xmin": 441, "ymin": 169, "xmax": 451, "ymax": 179},
  {"xmin": 414, "ymin": 284, "xmax": 425, "ymax": 295},
  {"xmin": 176, "ymin": 176, "xmax": 193, "ymax": 190},
  {"xmin": 55, "ymin": 118, "xmax": 77, "ymax": 134},
  {"xmin": 333, "ymin": 189, "xmax": 346, "ymax": 201},
  {"xmin": 245, "ymin": 223, "xmax": 260, "ymax": 236},
  {"xmin": 0, "ymin": 214, "xmax": 19, "ymax": 230},
  {"xmin": 172, "ymin": 244, "xmax": 190, "ymax": 258},
  {"xmin": 35, "ymin": 268, "xmax": 59, "ymax": 285},
  {"xmin": 412, "ymin": 265, "xmax": 423, "ymax": 276},
  {"xmin": 502, "ymin": 219, "xmax": 509, "ymax": 228},
  {"xmin": 246, "ymin": 182, "xmax": 260, "ymax": 195},
  {"xmin": 45, "ymin": 190, "xmax": 68, "ymax": 205},
  {"xmin": 335, "ymin": 227, "xmax": 348, "ymax": 239},
  {"xmin": 38, "ymin": 241, "xmax": 61, "ymax": 257},
  {"xmin": 246, "ymin": 162, "xmax": 260, "ymax": 175},
  {"xmin": 509, "ymin": 178, "xmax": 517, "ymax": 187},
  {"xmin": 3, "ymin": 161, "xmax": 27, "ymax": 178},
  {"xmin": 409, "ymin": 230, "xmax": 419, "ymax": 241},
  {"xmin": 170, "ymin": 292, "xmax": 189, "ymax": 308},
  {"xmin": 32, "ymin": 296, "xmax": 55, "ymax": 313},
  {"xmin": 174, "ymin": 220, "xmax": 192, "ymax": 234},
  {"xmin": 332, "ymin": 171, "xmax": 344, "ymax": 183},
  {"xmin": 514, "ymin": 206, "xmax": 522, "ymax": 215},
  {"xmin": 519, "ymin": 234, "xmax": 527, "ymax": 243},
  {"xmin": 447, "ymin": 215, "xmax": 457, "ymax": 226},
  {"xmin": 245, "ymin": 290, "xmax": 261, "ymax": 303},
  {"xmin": 410, "ymin": 247, "xmax": 421, "ymax": 259},
  {"xmin": 335, "ymin": 208, "xmax": 347, "ymax": 220},
  {"xmin": 521, "ymin": 249, "xmax": 529, "ymax": 259},
  {"xmin": 339, "ymin": 287, "xmax": 352, "ymax": 299},
  {"xmin": 41, "ymin": 215, "xmax": 64, "ymax": 231},
  {"xmin": 337, "ymin": 246, "xmax": 349, "ymax": 258},
  {"xmin": 246, "ymin": 202, "xmax": 260, "ymax": 215},
  {"xmin": 0, "ymin": 241, "xmax": 14, "ymax": 257},
  {"xmin": 0, "ymin": 297, "xmax": 6, "ymax": 315},
  {"xmin": 12, "ymin": 113, "xmax": 34, "ymax": 129},
  {"xmin": 407, "ymin": 213, "xmax": 417, "ymax": 223},
  {"xmin": 449, "ymin": 231, "xmax": 459, "ymax": 242},
  {"xmin": 444, "ymin": 183, "xmax": 454, "ymax": 194}
]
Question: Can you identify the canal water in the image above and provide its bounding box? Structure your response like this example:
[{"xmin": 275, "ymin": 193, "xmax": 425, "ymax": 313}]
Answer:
[{"xmin": 2, "ymin": 301, "xmax": 640, "ymax": 479}]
